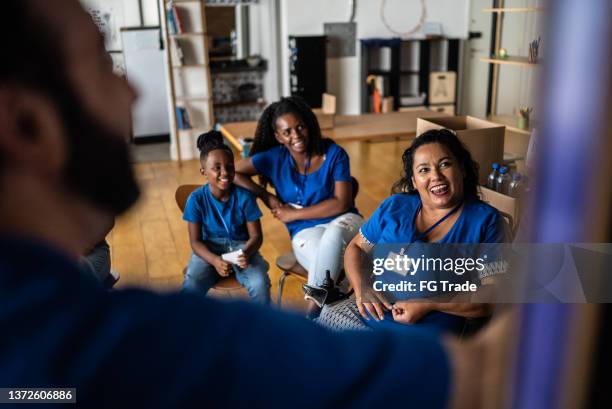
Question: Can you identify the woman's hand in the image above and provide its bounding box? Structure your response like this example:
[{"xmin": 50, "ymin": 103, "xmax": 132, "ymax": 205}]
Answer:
[
  {"xmin": 271, "ymin": 204, "xmax": 299, "ymax": 223},
  {"xmin": 391, "ymin": 301, "xmax": 432, "ymax": 324},
  {"xmin": 264, "ymin": 193, "xmax": 282, "ymax": 210},
  {"xmin": 213, "ymin": 257, "xmax": 233, "ymax": 277},
  {"xmin": 355, "ymin": 288, "xmax": 392, "ymax": 321}
]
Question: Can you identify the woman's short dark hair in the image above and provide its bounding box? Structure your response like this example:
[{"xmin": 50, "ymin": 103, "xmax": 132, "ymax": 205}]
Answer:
[
  {"xmin": 391, "ymin": 128, "xmax": 480, "ymax": 199},
  {"xmin": 196, "ymin": 130, "xmax": 233, "ymax": 162}
]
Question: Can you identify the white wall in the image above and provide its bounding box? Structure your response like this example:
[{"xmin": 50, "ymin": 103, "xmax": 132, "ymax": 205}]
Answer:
[
  {"xmin": 248, "ymin": 0, "xmax": 282, "ymax": 104},
  {"xmin": 278, "ymin": 0, "xmax": 470, "ymax": 114},
  {"xmin": 80, "ymin": 0, "xmax": 158, "ymax": 51}
]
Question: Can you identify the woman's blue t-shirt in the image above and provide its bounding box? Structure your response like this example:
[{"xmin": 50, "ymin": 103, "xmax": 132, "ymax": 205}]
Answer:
[
  {"xmin": 359, "ymin": 193, "xmax": 508, "ymax": 325},
  {"xmin": 360, "ymin": 193, "xmax": 507, "ymax": 245},
  {"xmin": 251, "ymin": 142, "xmax": 358, "ymax": 237},
  {"xmin": 183, "ymin": 184, "xmax": 262, "ymax": 242}
]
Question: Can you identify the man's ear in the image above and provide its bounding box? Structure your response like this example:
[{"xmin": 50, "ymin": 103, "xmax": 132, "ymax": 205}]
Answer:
[{"xmin": 0, "ymin": 87, "xmax": 66, "ymax": 175}]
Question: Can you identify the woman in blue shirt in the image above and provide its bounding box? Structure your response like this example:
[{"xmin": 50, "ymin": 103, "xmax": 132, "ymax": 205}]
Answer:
[
  {"xmin": 183, "ymin": 131, "xmax": 271, "ymax": 304},
  {"xmin": 318, "ymin": 129, "xmax": 508, "ymax": 333},
  {"xmin": 235, "ymin": 97, "xmax": 363, "ymax": 313}
]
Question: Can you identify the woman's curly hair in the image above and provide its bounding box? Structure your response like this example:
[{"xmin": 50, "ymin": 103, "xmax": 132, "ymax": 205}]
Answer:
[
  {"xmin": 391, "ymin": 128, "xmax": 480, "ymax": 199},
  {"xmin": 250, "ymin": 96, "xmax": 331, "ymax": 186}
]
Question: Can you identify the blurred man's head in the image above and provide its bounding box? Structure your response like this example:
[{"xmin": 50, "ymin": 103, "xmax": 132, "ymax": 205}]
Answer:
[{"xmin": 0, "ymin": 0, "xmax": 140, "ymax": 216}]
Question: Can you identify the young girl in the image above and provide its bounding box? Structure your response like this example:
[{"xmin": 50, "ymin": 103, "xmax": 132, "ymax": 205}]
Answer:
[
  {"xmin": 182, "ymin": 131, "xmax": 271, "ymax": 304},
  {"xmin": 234, "ymin": 96, "xmax": 363, "ymax": 313}
]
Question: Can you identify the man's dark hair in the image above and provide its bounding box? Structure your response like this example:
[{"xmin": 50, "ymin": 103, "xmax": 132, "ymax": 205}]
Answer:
[
  {"xmin": 392, "ymin": 128, "xmax": 480, "ymax": 199},
  {"xmin": 0, "ymin": 0, "xmax": 140, "ymax": 214},
  {"xmin": 1, "ymin": 1, "xmax": 63, "ymax": 172}
]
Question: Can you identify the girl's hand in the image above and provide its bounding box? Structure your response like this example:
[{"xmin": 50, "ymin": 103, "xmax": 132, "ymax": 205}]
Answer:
[
  {"xmin": 271, "ymin": 204, "xmax": 298, "ymax": 223},
  {"xmin": 265, "ymin": 193, "xmax": 282, "ymax": 210},
  {"xmin": 213, "ymin": 257, "xmax": 233, "ymax": 277},
  {"xmin": 236, "ymin": 253, "xmax": 248, "ymax": 269},
  {"xmin": 391, "ymin": 301, "xmax": 432, "ymax": 324}
]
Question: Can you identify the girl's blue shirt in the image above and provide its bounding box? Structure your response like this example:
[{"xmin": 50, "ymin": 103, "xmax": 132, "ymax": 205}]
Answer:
[{"xmin": 183, "ymin": 184, "xmax": 262, "ymax": 242}]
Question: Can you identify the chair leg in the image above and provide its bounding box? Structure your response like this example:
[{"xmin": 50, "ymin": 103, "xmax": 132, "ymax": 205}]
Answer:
[{"xmin": 277, "ymin": 271, "xmax": 288, "ymax": 307}]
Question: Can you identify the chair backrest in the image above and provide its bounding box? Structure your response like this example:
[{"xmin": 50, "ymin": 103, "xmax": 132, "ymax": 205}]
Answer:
[
  {"xmin": 175, "ymin": 184, "xmax": 201, "ymax": 213},
  {"xmin": 350, "ymin": 176, "xmax": 359, "ymax": 200}
]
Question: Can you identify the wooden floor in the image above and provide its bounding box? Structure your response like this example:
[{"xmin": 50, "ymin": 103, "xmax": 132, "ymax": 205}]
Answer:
[{"xmin": 108, "ymin": 139, "xmax": 413, "ymax": 312}]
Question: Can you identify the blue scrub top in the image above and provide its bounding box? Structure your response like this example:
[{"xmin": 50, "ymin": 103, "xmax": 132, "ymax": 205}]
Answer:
[
  {"xmin": 251, "ymin": 142, "xmax": 358, "ymax": 237},
  {"xmin": 183, "ymin": 184, "xmax": 262, "ymax": 242},
  {"xmin": 360, "ymin": 193, "xmax": 508, "ymax": 317},
  {"xmin": 360, "ymin": 193, "xmax": 507, "ymax": 245},
  {"xmin": 0, "ymin": 236, "xmax": 451, "ymax": 408}
]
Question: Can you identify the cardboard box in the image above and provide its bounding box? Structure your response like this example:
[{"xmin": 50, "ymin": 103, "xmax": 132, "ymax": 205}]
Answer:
[
  {"xmin": 479, "ymin": 186, "xmax": 521, "ymax": 231},
  {"xmin": 429, "ymin": 71, "xmax": 456, "ymax": 104},
  {"xmin": 381, "ymin": 97, "xmax": 394, "ymax": 113},
  {"xmin": 416, "ymin": 116, "xmax": 505, "ymax": 185}
]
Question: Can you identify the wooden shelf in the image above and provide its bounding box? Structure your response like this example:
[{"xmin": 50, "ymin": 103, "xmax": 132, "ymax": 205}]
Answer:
[
  {"xmin": 367, "ymin": 69, "xmax": 392, "ymax": 76},
  {"xmin": 213, "ymin": 100, "xmax": 266, "ymax": 108},
  {"xmin": 175, "ymin": 95, "xmax": 211, "ymax": 102},
  {"xmin": 171, "ymin": 32, "xmax": 206, "ymax": 39},
  {"xmin": 482, "ymin": 7, "xmax": 544, "ymax": 13},
  {"xmin": 480, "ymin": 56, "xmax": 538, "ymax": 68},
  {"xmin": 164, "ymin": 0, "xmax": 214, "ymax": 163},
  {"xmin": 489, "ymin": 114, "xmax": 534, "ymax": 135},
  {"xmin": 177, "ymin": 126, "xmax": 209, "ymax": 133},
  {"xmin": 172, "ymin": 64, "xmax": 208, "ymax": 68}
]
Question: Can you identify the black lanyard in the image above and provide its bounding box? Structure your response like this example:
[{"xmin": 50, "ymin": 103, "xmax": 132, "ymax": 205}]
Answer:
[
  {"xmin": 292, "ymin": 155, "xmax": 311, "ymax": 206},
  {"xmin": 414, "ymin": 202, "xmax": 463, "ymax": 242}
]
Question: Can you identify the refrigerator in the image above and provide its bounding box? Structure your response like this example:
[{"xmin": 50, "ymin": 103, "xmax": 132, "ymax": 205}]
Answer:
[{"xmin": 121, "ymin": 27, "xmax": 170, "ymax": 140}]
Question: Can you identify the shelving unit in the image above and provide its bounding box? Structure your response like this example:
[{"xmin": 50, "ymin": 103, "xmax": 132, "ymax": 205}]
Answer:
[
  {"xmin": 360, "ymin": 37, "xmax": 460, "ymax": 113},
  {"xmin": 483, "ymin": 7, "xmax": 544, "ymax": 13},
  {"xmin": 161, "ymin": 0, "xmax": 215, "ymax": 163},
  {"xmin": 481, "ymin": 2, "xmax": 543, "ymax": 118},
  {"xmin": 480, "ymin": 56, "xmax": 538, "ymax": 68}
]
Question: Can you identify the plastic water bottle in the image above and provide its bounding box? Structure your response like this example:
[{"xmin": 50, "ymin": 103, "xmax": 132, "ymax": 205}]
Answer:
[
  {"xmin": 508, "ymin": 173, "xmax": 524, "ymax": 198},
  {"xmin": 486, "ymin": 162, "xmax": 500, "ymax": 190},
  {"xmin": 496, "ymin": 167, "xmax": 511, "ymax": 195}
]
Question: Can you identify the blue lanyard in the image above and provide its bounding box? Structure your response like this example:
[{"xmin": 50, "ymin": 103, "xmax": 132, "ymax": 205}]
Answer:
[
  {"xmin": 293, "ymin": 155, "xmax": 311, "ymax": 206},
  {"xmin": 414, "ymin": 202, "xmax": 462, "ymax": 242},
  {"xmin": 207, "ymin": 187, "xmax": 233, "ymax": 248}
]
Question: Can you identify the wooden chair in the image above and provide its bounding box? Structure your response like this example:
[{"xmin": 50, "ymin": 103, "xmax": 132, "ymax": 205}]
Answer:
[
  {"xmin": 276, "ymin": 252, "xmax": 309, "ymax": 307},
  {"xmin": 175, "ymin": 184, "xmax": 244, "ymax": 295},
  {"xmin": 275, "ymin": 177, "xmax": 360, "ymax": 306}
]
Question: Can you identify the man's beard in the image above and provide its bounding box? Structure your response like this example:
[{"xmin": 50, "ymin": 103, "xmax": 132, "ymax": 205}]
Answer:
[{"xmin": 57, "ymin": 90, "xmax": 140, "ymax": 216}]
